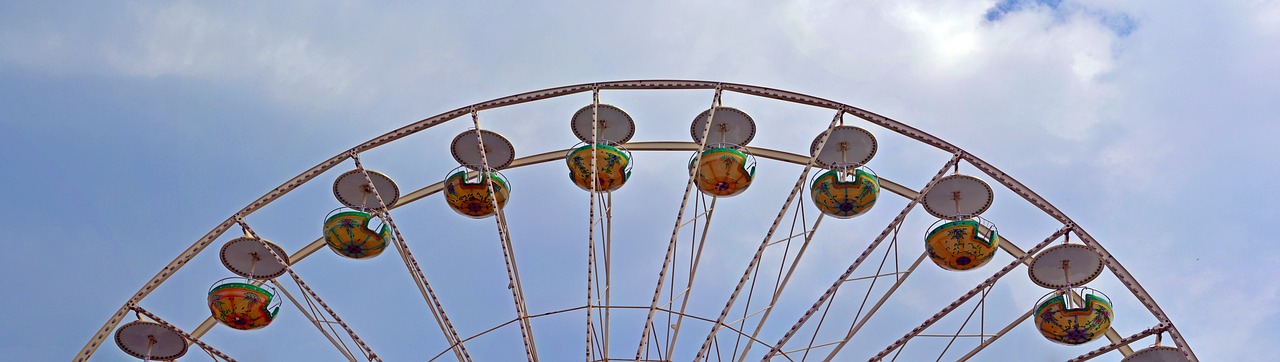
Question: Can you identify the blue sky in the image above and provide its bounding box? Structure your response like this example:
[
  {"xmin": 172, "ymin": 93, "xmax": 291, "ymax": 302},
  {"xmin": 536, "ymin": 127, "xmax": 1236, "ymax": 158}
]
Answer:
[{"xmin": 2, "ymin": 1, "xmax": 1277, "ymax": 360}]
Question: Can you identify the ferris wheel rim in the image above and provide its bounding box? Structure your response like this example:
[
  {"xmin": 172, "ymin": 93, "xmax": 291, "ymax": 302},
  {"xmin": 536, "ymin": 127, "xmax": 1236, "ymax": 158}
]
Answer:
[{"xmin": 77, "ymin": 79, "xmax": 1196, "ymax": 362}]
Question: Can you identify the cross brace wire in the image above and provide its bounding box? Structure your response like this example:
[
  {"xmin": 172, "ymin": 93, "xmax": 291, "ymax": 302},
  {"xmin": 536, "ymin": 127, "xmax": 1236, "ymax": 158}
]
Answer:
[
  {"xmin": 694, "ymin": 108, "xmax": 845, "ymax": 362},
  {"xmin": 129, "ymin": 305, "xmax": 236, "ymax": 362},
  {"xmin": 270, "ymin": 279, "xmax": 360, "ymax": 362},
  {"xmin": 636, "ymin": 86, "xmax": 724, "ymax": 359},
  {"xmin": 764, "ymin": 153, "xmax": 962, "ymax": 359},
  {"xmin": 238, "ymin": 220, "xmax": 381, "ymax": 361},
  {"xmin": 470, "ymin": 110, "xmax": 540, "ymax": 361},
  {"xmin": 870, "ymin": 226, "xmax": 1072, "ymax": 361},
  {"xmin": 349, "ymin": 152, "xmax": 471, "ymax": 362}
]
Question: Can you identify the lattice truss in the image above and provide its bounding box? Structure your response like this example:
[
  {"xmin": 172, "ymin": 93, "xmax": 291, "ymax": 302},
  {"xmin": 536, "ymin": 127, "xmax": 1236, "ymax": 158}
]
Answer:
[{"xmin": 80, "ymin": 81, "xmax": 1196, "ymax": 362}]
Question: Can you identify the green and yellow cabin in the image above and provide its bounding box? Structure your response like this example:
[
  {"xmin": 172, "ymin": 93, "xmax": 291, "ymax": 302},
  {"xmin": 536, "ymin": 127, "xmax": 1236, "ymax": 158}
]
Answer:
[
  {"xmin": 208, "ymin": 282, "xmax": 279, "ymax": 330},
  {"xmin": 925, "ymin": 219, "xmax": 1000, "ymax": 271},
  {"xmin": 323, "ymin": 211, "xmax": 390, "ymax": 259},
  {"xmin": 445, "ymin": 171, "xmax": 510, "ymax": 218},
  {"xmin": 1035, "ymin": 292, "xmax": 1114, "ymax": 345},
  {"xmin": 810, "ymin": 168, "xmax": 879, "ymax": 218},
  {"xmin": 566, "ymin": 144, "xmax": 631, "ymax": 192},
  {"xmin": 691, "ymin": 147, "xmax": 755, "ymax": 197}
]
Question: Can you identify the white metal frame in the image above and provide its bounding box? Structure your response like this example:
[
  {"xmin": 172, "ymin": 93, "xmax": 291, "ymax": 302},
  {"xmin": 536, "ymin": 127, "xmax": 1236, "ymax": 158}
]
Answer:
[{"xmin": 78, "ymin": 80, "xmax": 1195, "ymax": 362}]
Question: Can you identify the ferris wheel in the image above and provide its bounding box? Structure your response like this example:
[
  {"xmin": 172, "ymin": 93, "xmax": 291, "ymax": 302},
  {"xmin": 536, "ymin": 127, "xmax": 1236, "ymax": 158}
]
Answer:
[{"xmin": 79, "ymin": 80, "xmax": 1197, "ymax": 361}]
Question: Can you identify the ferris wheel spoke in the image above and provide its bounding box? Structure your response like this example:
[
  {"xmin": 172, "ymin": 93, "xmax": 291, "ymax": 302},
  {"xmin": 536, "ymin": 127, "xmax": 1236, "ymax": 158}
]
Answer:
[
  {"xmin": 694, "ymin": 108, "xmax": 845, "ymax": 362},
  {"xmin": 663, "ymin": 194, "xmax": 717, "ymax": 356},
  {"xmin": 269, "ymin": 279, "xmax": 361, "ymax": 362},
  {"xmin": 928, "ymin": 285, "xmax": 996, "ymax": 361},
  {"xmin": 349, "ymin": 152, "xmax": 472, "ymax": 362},
  {"xmin": 1066, "ymin": 323, "xmax": 1169, "ymax": 362},
  {"xmin": 237, "ymin": 219, "xmax": 382, "ymax": 361},
  {"xmin": 735, "ymin": 207, "xmax": 826, "ymax": 361},
  {"xmin": 129, "ymin": 305, "xmax": 237, "ymax": 362},
  {"xmin": 870, "ymin": 226, "xmax": 1070, "ymax": 361},
  {"xmin": 956, "ymin": 224, "xmax": 1134, "ymax": 358},
  {"xmin": 955, "ymin": 305, "xmax": 1034, "ymax": 361},
  {"xmin": 959, "ymin": 153, "xmax": 1197, "ymax": 361},
  {"xmin": 636, "ymin": 87, "xmax": 726, "ymax": 360},
  {"xmin": 602, "ymin": 192, "xmax": 616, "ymax": 359},
  {"xmin": 818, "ymin": 251, "xmax": 927, "ymax": 361},
  {"xmin": 765, "ymin": 154, "xmax": 961, "ymax": 360},
  {"xmin": 585, "ymin": 88, "xmax": 602, "ymax": 362},
  {"xmin": 803, "ymin": 209, "xmax": 915, "ymax": 361},
  {"xmin": 469, "ymin": 110, "xmax": 540, "ymax": 362},
  {"xmin": 587, "ymin": 194, "xmax": 619, "ymax": 359}
]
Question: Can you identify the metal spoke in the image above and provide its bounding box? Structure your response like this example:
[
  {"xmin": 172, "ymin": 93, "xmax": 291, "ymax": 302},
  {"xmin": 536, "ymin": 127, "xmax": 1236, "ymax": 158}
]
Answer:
[
  {"xmin": 955, "ymin": 306, "xmax": 1033, "ymax": 361},
  {"xmin": 933, "ymin": 286, "xmax": 992, "ymax": 361},
  {"xmin": 1067, "ymin": 324, "xmax": 1168, "ymax": 362},
  {"xmin": 694, "ymin": 108, "xmax": 845, "ymax": 361},
  {"xmin": 766, "ymin": 154, "xmax": 961, "ymax": 359},
  {"xmin": 470, "ymin": 109, "xmax": 539, "ymax": 361},
  {"xmin": 270, "ymin": 279, "xmax": 360, "ymax": 362},
  {"xmin": 238, "ymin": 220, "xmax": 381, "ymax": 361},
  {"xmin": 870, "ymin": 226, "xmax": 1070, "ymax": 360},
  {"xmin": 819, "ymin": 252, "xmax": 927, "ymax": 361},
  {"xmin": 349, "ymin": 152, "xmax": 470, "ymax": 362},
  {"xmin": 637, "ymin": 86, "xmax": 724, "ymax": 359},
  {"xmin": 735, "ymin": 212, "xmax": 825, "ymax": 361},
  {"xmin": 586, "ymin": 86, "xmax": 605, "ymax": 361},
  {"xmin": 130, "ymin": 305, "xmax": 236, "ymax": 362},
  {"xmin": 665, "ymin": 195, "xmax": 718, "ymax": 356}
]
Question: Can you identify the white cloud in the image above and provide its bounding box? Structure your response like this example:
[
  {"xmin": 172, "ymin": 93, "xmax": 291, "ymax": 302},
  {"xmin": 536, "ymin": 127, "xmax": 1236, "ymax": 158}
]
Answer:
[
  {"xmin": 3, "ymin": 1, "xmax": 1275, "ymax": 360},
  {"xmin": 96, "ymin": 2, "xmax": 366, "ymax": 107}
]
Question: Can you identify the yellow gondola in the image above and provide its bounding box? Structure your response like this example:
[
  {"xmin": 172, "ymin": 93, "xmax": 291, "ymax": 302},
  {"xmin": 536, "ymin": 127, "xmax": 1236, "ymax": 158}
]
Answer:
[
  {"xmin": 810, "ymin": 168, "xmax": 879, "ymax": 218},
  {"xmin": 691, "ymin": 147, "xmax": 756, "ymax": 197},
  {"xmin": 207, "ymin": 279, "xmax": 280, "ymax": 330},
  {"xmin": 323, "ymin": 210, "xmax": 390, "ymax": 259},
  {"xmin": 444, "ymin": 170, "xmax": 510, "ymax": 218},
  {"xmin": 566, "ymin": 144, "xmax": 631, "ymax": 192},
  {"xmin": 925, "ymin": 218, "xmax": 1000, "ymax": 271},
  {"xmin": 1035, "ymin": 290, "xmax": 1114, "ymax": 345}
]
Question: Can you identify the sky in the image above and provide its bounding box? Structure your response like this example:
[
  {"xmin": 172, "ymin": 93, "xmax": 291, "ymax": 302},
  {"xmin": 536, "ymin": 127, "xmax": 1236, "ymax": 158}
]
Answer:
[{"xmin": 1, "ymin": 0, "xmax": 1277, "ymax": 361}]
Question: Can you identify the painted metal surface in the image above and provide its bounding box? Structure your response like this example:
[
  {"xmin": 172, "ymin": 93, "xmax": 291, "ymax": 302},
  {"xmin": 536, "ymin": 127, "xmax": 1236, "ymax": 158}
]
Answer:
[
  {"xmin": 79, "ymin": 80, "xmax": 1195, "ymax": 362},
  {"xmin": 691, "ymin": 147, "xmax": 754, "ymax": 197},
  {"xmin": 567, "ymin": 144, "xmax": 631, "ymax": 192},
  {"xmin": 323, "ymin": 211, "xmax": 390, "ymax": 259},
  {"xmin": 809, "ymin": 168, "xmax": 879, "ymax": 218}
]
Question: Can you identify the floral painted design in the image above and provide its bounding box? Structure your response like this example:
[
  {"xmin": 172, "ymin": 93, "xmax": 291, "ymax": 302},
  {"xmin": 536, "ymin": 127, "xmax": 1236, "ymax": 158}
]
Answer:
[
  {"xmin": 444, "ymin": 171, "xmax": 510, "ymax": 218},
  {"xmin": 567, "ymin": 144, "xmax": 631, "ymax": 192},
  {"xmin": 691, "ymin": 148, "xmax": 755, "ymax": 197},
  {"xmin": 1034, "ymin": 293, "xmax": 1113, "ymax": 345},
  {"xmin": 208, "ymin": 283, "xmax": 279, "ymax": 330},
  {"xmin": 925, "ymin": 219, "xmax": 999, "ymax": 271},
  {"xmin": 810, "ymin": 168, "xmax": 879, "ymax": 218},
  {"xmin": 323, "ymin": 211, "xmax": 390, "ymax": 259}
]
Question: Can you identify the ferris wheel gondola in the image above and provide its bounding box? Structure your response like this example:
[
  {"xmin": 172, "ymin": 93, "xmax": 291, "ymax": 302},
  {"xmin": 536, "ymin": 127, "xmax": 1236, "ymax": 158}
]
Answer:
[
  {"xmin": 808, "ymin": 125, "xmax": 880, "ymax": 218},
  {"xmin": 689, "ymin": 107, "xmax": 758, "ymax": 197},
  {"xmin": 1034, "ymin": 287, "xmax": 1114, "ymax": 345},
  {"xmin": 207, "ymin": 276, "xmax": 281, "ymax": 330},
  {"xmin": 446, "ymin": 129, "xmax": 514, "ymax": 218},
  {"xmin": 1028, "ymin": 234, "xmax": 1116, "ymax": 345},
  {"xmin": 922, "ymin": 173, "xmax": 1001, "ymax": 271},
  {"xmin": 567, "ymin": 103, "xmax": 636, "ymax": 192},
  {"xmin": 323, "ymin": 169, "xmax": 398, "ymax": 259},
  {"xmin": 205, "ymin": 236, "xmax": 286, "ymax": 330}
]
